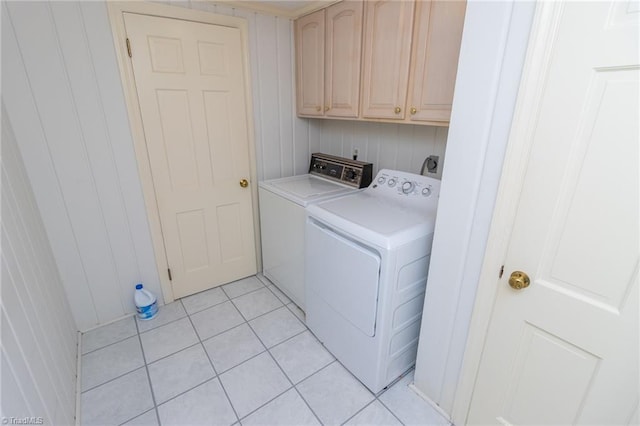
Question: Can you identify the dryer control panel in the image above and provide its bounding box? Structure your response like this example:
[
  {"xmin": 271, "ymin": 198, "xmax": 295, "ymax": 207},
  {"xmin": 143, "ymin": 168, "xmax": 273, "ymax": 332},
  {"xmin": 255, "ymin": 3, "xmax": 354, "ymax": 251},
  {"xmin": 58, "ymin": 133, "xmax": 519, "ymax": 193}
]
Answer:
[
  {"xmin": 309, "ymin": 153, "xmax": 373, "ymax": 188},
  {"xmin": 370, "ymin": 169, "xmax": 441, "ymax": 205}
]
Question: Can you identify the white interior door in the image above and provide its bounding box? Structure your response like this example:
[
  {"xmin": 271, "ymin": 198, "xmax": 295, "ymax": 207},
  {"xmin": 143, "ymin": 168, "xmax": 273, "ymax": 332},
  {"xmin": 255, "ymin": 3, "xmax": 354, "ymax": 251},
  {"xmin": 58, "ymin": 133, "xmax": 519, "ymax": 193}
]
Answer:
[
  {"xmin": 124, "ymin": 13, "xmax": 257, "ymax": 299},
  {"xmin": 468, "ymin": 2, "xmax": 639, "ymax": 424}
]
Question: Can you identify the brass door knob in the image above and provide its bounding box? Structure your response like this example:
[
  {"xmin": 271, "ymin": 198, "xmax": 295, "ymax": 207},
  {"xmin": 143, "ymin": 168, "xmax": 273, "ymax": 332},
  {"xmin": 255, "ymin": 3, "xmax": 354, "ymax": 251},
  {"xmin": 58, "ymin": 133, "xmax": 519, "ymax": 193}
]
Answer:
[
  {"xmin": 316, "ymin": 106, "xmax": 321, "ymax": 112},
  {"xmin": 239, "ymin": 179, "xmax": 249, "ymax": 188},
  {"xmin": 325, "ymin": 106, "xmax": 330, "ymax": 111},
  {"xmin": 508, "ymin": 271, "xmax": 530, "ymax": 290},
  {"xmin": 410, "ymin": 107, "xmax": 417, "ymax": 115},
  {"xmin": 394, "ymin": 106, "xmax": 402, "ymax": 114}
]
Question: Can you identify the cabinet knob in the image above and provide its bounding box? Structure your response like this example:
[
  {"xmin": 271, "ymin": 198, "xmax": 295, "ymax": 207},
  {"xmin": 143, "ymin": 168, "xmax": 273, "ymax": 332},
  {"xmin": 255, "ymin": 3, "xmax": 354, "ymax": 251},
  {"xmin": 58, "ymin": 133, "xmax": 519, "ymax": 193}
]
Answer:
[
  {"xmin": 394, "ymin": 106, "xmax": 402, "ymax": 114},
  {"xmin": 325, "ymin": 106, "xmax": 330, "ymax": 112},
  {"xmin": 316, "ymin": 106, "xmax": 321, "ymax": 112},
  {"xmin": 410, "ymin": 107, "xmax": 417, "ymax": 115}
]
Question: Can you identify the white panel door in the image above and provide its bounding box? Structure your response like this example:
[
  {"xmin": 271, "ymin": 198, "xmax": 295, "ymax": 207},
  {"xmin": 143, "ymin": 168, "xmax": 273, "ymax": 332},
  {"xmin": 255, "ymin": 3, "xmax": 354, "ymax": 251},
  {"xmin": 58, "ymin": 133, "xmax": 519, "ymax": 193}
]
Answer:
[
  {"xmin": 468, "ymin": 2, "xmax": 638, "ymax": 424},
  {"xmin": 124, "ymin": 13, "xmax": 257, "ymax": 299}
]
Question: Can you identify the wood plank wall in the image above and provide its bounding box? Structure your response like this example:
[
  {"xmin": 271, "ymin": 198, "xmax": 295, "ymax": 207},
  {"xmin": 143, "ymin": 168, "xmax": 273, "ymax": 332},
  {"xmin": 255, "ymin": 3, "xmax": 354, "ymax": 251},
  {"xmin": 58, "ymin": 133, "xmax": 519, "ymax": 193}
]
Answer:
[
  {"xmin": 2, "ymin": 1, "xmax": 162, "ymax": 331},
  {"xmin": 313, "ymin": 120, "xmax": 448, "ymax": 179},
  {"xmin": 1, "ymin": 104, "xmax": 78, "ymax": 425}
]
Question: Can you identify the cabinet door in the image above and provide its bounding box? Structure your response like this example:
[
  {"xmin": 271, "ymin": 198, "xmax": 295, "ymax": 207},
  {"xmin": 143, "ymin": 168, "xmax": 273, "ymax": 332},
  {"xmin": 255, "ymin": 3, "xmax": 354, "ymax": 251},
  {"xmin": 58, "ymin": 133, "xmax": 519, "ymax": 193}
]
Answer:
[
  {"xmin": 325, "ymin": 1, "xmax": 363, "ymax": 118},
  {"xmin": 295, "ymin": 10, "xmax": 325, "ymax": 116},
  {"xmin": 408, "ymin": 1, "xmax": 466, "ymax": 123},
  {"xmin": 360, "ymin": 0, "xmax": 415, "ymax": 120}
]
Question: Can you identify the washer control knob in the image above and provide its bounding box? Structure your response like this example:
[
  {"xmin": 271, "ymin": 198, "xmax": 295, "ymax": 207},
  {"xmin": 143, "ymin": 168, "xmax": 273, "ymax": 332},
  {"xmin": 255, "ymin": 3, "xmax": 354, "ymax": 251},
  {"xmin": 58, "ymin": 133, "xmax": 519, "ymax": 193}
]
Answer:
[
  {"xmin": 422, "ymin": 186, "xmax": 432, "ymax": 197},
  {"xmin": 377, "ymin": 177, "xmax": 386, "ymax": 184},
  {"xmin": 402, "ymin": 181, "xmax": 415, "ymax": 194},
  {"xmin": 388, "ymin": 179, "xmax": 397, "ymax": 187}
]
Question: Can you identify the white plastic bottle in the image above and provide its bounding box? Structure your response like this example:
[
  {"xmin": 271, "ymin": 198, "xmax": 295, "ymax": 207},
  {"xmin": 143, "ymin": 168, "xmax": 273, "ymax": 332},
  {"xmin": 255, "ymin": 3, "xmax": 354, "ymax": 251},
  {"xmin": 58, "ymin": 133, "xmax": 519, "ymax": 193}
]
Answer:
[{"xmin": 134, "ymin": 284, "xmax": 158, "ymax": 320}]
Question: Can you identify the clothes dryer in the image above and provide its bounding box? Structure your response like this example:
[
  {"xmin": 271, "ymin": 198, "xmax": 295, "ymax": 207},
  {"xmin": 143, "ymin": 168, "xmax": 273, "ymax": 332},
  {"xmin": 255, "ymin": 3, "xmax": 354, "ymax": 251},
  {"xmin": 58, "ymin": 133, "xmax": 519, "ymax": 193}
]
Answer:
[{"xmin": 305, "ymin": 169, "xmax": 440, "ymax": 393}]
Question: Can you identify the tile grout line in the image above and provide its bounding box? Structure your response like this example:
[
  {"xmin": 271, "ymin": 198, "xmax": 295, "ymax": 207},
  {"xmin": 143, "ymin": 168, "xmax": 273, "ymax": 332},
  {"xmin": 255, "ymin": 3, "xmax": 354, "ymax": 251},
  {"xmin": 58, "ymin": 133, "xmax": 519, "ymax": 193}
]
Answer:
[
  {"xmin": 295, "ymin": 357, "xmax": 381, "ymax": 425},
  {"xmin": 183, "ymin": 299, "xmax": 242, "ymax": 424},
  {"xmin": 81, "ymin": 363, "xmax": 146, "ymax": 395},
  {"xmin": 219, "ymin": 279, "xmax": 266, "ymax": 301},
  {"xmin": 340, "ymin": 398, "xmax": 378, "ymax": 426},
  {"xmin": 133, "ymin": 315, "xmax": 162, "ymax": 426},
  {"xmin": 289, "ymin": 359, "xmax": 341, "ymax": 426},
  {"xmin": 143, "ymin": 376, "xmax": 219, "ymax": 418},
  {"xmin": 142, "ymin": 341, "xmax": 203, "ymax": 373},
  {"xmin": 117, "ymin": 407, "xmax": 156, "ymax": 426},
  {"xmin": 213, "ymin": 294, "xmax": 319, "ymax": 424},
  {"xmin": 265, "ymin": 327, "xmax": 309, "ymax": 353},
  {"xmin": 182, "ymin": 276, "xmax": 267, "ymax": 317},
  {"xmin": 81, "ymin": 326, "xmax": 138, "ymax": 356},
  {"xmin": 230, "ymin": 324, "xmax": 298, "ymax": 423},
  {"xmin": 376, "ymin": 397, "xmax": 406, "ymax": 426},
  {"xmin": 228, "ymin": 292, "xmax": 285, "ymax": 323}
]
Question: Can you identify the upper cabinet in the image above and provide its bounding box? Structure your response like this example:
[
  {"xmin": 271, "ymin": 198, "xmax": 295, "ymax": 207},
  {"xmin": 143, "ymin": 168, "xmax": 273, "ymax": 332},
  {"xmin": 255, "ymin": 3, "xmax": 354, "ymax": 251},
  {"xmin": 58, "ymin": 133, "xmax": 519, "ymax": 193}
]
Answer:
[
  {"xmin": 295, "ymin": 2, "xmax": 363, "ymax": 118},
  {"xmin": 295, "ymin": 0, "xmax": 466, "ymax": 126},
  {"xmin": 407, "ymin": 0, "xmax": 466, "ymax": 123},
  {"xmin": 360, "ymin": 1, "xmax": 415, "ymax": 120},
  {"xmin": 295, "ymin": 9, "xmax": 325, "ymax": 116},
  {"xmin": 325, "ymin": 1, "xmax": 363, "ymax": 117}
]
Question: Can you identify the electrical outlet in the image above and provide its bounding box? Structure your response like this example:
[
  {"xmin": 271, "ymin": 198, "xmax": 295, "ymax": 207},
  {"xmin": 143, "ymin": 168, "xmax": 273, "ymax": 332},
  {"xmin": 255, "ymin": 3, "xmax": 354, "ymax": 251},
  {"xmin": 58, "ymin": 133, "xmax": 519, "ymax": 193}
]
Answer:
[{"xmin": 426, "ymin": 155, "xmax": 439, "ymax": 174}]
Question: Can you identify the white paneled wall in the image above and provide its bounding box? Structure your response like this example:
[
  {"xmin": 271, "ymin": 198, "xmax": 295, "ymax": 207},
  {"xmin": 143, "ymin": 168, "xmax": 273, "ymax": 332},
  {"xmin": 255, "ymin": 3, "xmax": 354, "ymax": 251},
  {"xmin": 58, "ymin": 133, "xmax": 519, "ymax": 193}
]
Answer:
[
  {"xmin": 2, "ymin": 0, "xmax": 312, "ymax": 331},
  {"xmin": 2, "ymin": 0, "xmax": 446, "ymax": 333},
  {"xmin": 1, "ymin": 105, "xmax": 78, "ymax": 425},
  {"xmin": 312, "ymin": 120, "xmax": 449, "ymax": 179},
  {"xmin": 2, "ymin": 1, "xmax": 161, "ymax": 331}
]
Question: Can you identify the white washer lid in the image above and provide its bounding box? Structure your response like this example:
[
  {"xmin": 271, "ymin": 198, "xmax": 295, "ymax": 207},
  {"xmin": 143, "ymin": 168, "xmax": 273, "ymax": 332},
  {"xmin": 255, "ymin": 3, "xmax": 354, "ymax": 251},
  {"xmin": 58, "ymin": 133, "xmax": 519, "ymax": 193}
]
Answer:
[
  {"xmin": 307, "ymin": 191, "xmax": 437, "ymax": 249},
  {"xmin": 259, "ymin": 174, "xmax": 358, "ymax": 207}
]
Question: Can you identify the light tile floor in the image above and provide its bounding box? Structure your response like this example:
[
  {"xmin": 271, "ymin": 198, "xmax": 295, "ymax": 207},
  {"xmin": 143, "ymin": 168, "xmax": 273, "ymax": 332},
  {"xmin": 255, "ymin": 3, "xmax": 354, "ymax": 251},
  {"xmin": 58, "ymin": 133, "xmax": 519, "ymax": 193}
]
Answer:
[{"xmin": 80, "ymin": 275, "xmax": 451, "ymax": 426}]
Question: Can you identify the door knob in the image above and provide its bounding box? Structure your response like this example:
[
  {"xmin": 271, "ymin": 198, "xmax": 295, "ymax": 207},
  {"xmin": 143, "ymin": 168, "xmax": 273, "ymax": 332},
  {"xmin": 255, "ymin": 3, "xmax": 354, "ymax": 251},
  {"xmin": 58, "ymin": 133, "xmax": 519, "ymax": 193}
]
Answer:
[
  {"xmin": 508, "ymin": 271, "xmax": 530, "ymax": 290},
  {"xmin": 410, "ymin": 107, "xmax": 417, "ymax": 115},
  {"xmin": 316, "ymin": 106, "xmax": 321, "ymax": 112},
  {"xmin": 239, "ymin": 179, "xmax": 249, "ymax": 188},
  {"xmin": 394, "ymin": 107, "xmax": 402, "ymax": 114}
]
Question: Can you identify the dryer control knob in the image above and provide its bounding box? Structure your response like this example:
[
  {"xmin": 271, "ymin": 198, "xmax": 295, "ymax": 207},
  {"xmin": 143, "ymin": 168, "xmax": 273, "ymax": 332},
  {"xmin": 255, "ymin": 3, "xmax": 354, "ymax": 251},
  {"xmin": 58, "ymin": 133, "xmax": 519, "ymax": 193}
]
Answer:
[
  {"xmin": 422, "ymin": 187, "xmax": 432, "ymax": 197},
  {"xmin": 388, "ymin": 179, "xmax": 396, "ymax": 187},
  {"xmin": 402, "ymin": 181, "xmax": 415, "ymax": 194},
  {"xmin": 377, "ymin": 176, "xmax": 386, "ymax": 184}
]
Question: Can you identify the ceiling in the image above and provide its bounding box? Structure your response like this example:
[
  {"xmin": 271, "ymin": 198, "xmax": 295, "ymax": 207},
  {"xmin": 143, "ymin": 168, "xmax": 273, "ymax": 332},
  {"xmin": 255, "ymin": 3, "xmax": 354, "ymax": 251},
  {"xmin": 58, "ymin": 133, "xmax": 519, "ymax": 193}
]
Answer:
[{"xmin": 212, "ymin": 0, "xmax": 339, "ymax": 18}]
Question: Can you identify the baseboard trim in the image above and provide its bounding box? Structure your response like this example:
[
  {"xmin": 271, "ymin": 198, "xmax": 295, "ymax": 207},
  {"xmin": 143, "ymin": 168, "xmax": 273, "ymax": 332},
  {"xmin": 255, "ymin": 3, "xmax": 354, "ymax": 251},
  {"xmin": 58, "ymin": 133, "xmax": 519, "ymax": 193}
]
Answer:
[{"xmin": 408, "ymin": 382, "xmax": 453, "ymax": 424}]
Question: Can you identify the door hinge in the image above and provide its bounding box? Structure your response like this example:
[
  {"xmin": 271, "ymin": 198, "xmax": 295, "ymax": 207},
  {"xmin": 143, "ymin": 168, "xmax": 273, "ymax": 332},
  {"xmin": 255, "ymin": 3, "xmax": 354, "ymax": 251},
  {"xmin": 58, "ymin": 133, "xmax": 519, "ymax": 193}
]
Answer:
[
  {"xmin": 167, "ymin": 268, "xmax": 172, "ymax": 281},
  {"xmin": 499, "ymin": 265, "xmax": 504, "ymax": 279},
  {"xmin": 126, "ymin": 38, "xmax": 132, "ymax": 58}
]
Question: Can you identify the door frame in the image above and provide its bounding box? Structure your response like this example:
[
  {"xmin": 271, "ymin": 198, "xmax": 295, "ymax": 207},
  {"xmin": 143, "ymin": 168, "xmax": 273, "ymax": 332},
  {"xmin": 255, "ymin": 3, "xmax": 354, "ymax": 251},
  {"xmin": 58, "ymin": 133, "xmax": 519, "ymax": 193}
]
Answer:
[
  {"xmin": 451, "ymin": 2, "xmax": 564, "ymax": 424},
  {"xmin": 107, "ymin": 1, "xmax": 261, "ymax": 304}
]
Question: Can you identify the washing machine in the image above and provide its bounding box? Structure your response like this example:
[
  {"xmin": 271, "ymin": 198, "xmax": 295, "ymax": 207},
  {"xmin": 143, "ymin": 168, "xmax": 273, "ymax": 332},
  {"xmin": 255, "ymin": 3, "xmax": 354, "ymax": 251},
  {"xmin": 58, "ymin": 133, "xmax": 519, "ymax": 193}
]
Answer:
[
  {"xmin": 305, "ymin": 169, "xmax": 441, "ymax": 393},
  {"xmin": 259, "ymin": 153, "xmax": 372, "ymax": 310}
]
